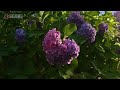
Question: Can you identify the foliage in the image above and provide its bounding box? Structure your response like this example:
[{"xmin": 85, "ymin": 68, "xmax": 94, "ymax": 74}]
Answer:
[{"xmin": 0, "ymin": 11, "xmax": 120, "ymax": 79}]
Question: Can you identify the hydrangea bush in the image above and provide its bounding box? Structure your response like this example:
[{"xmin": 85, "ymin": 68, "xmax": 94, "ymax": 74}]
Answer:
[{"xmin": 0, "ymin": 11, "xmax": 120, "ymax": 79}]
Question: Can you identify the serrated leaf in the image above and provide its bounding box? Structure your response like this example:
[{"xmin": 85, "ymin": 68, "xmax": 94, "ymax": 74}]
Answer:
[{"xmin": 63, "ymin": 23, "xmax": 77, "ymax": 36}]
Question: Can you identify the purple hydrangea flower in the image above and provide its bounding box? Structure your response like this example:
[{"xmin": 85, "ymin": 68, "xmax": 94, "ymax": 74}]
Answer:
[
  {"xmin": 45, "ymin": 44, "xmax": 68, "ymax": 65},
  {"xmin": 42, "ymin": 28, "xmax": 62, "ymax": 51},
  {"xmin": 62, "ymin": 39, "xmax": 80, "ymax": 64},
  {"xmin": 97, "ymin": 23, "xmax": 108, "ymax": 35},
  {"xmin": 76, "ymin": 22, "xmax": 96, "ymax": 43},
  {"xmin": 15, "ymin": 28, "xmax": 26, "ymax": 43},
  {"xmin": 67, "ymin": 11, "xmax": 85, "ymax": 28},
  {"xmin": 42, "ymin": 28, "xmax": 80, "ymax": 65},
  {"xmin": 114, "ymin": 11, "xmax": 120, "ymax": 22}
]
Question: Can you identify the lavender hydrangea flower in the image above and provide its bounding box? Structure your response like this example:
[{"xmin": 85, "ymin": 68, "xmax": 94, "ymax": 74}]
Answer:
[
  {"xmin": 114, "ymin": 11, "xmax": 120, "ymax": 22},
  {"xmin": 42, "ymin": 28, "xmax": 80, "ymax": 65},
  {"xmin": 15, "ymin": 28, "xmax": 26, "ymax": 43},
  {"xmin": 97, "ymin": 23, "xmax": 108, "ymax": 35},
  {"xmin": 62, "ymin": 39, "xmax": 80, "ymax": 64},
  {"xmin": 76, "ymin": 22, "xmax": 96, "ymax": 43},
  {"xmin": 67, "ymin": 11, "xmax": 85, "ymax": 28}
]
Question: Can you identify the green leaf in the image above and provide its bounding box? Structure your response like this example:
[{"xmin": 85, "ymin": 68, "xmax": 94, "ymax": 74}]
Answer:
[
  {"xmin": 63, "ymin": 23, "xmax": 77, "ymax": 36},
  {"xmin": 39, "ymin": 11, "xmax": 44, "ymax": 17},
  {"xmin": 66, "ymin": 70, "xmax": 74, "ymax": 76},
  {"xmin": 80, "ymin": 72, "xmax": 96, "ymax": 79},
  {"xmin": 28, "ymin": 32, "xmax": 43, "ymax": 38},
  {"xmin": 103, "ymin": 71, "xmax": 120, "ymax": 79},
  {"xmin": 70, "ymin": 59, "xmax": 78, "ymax": 71},
  {"xmin": 59, "ymin": 70, "xmax": 70, "ymax": 79},
  {"xmin": 96, "ymin": 45, "xmax": 105, "ymax": 53},
  {"xmin": 91, "ymin": 61, "xmax": 102, "ymax": 74},
  {"xmin": 42, "ymin": 13, "xmax": 49, "ymax": 24},
  {"xmin": 58, "ymin": 59, "xmax": 78, "ymax": 79},
  {"xmin": 90, "ymin": 11, "xmax": 100, "ymax": 16},
  {"xmin": 79, "ymin": 37, "xmax": 87, "ymax": 45},
  {"xmin": 49, "ymin": 17, "xmax": 57, "ymax": 22},
  {"xmin": 58, "ymin": 68, "xmax": 71, "ymax": 79},
  {"xmin": 69, "ymin": 34, "xmax": 86, "ymax": 45}
]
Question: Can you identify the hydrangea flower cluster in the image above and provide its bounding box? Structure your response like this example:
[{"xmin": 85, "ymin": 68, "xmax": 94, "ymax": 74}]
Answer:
[
  {"xmin": 42, "ymin": 28, "xmax": 62, "ymax": 51},
  {"xmin": 76, "ymin": 22, "xmax": 96, "ymax": 43},
  {"xmin": 67, "ymin": 11, "xmax": 96, "ymax": 44},
  {"xmin": 97, "ymin": 23, "xmax": 108, "ymax": 35},
  {"xmin": 66, "ymin": 11, "xmax": 85, "ymax": 28},
  {"xmin": 114, "ymin": 11, "xmax": 120, "ymax": 22},
  {"xmin": 15, "ymin": 28, "xmax": 26, "ymax": 43},
  {"xmin": 62, "ymin": 39, "xmax": 80, "ymax": 61},
  {"xmin": 42, "ymin": 28, "xmax": 80, "ymax": 65}
]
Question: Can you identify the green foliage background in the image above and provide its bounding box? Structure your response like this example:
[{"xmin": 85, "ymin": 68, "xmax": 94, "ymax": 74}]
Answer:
[{"xmin": 0, "ymin": 11, "xmax": 120, "ymax": 79}]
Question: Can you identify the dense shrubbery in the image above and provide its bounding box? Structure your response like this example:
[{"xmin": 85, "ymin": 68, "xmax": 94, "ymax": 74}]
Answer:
[{"xmin": 0, "ymin": 11, "xmax": 120, "ymax": 79}]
